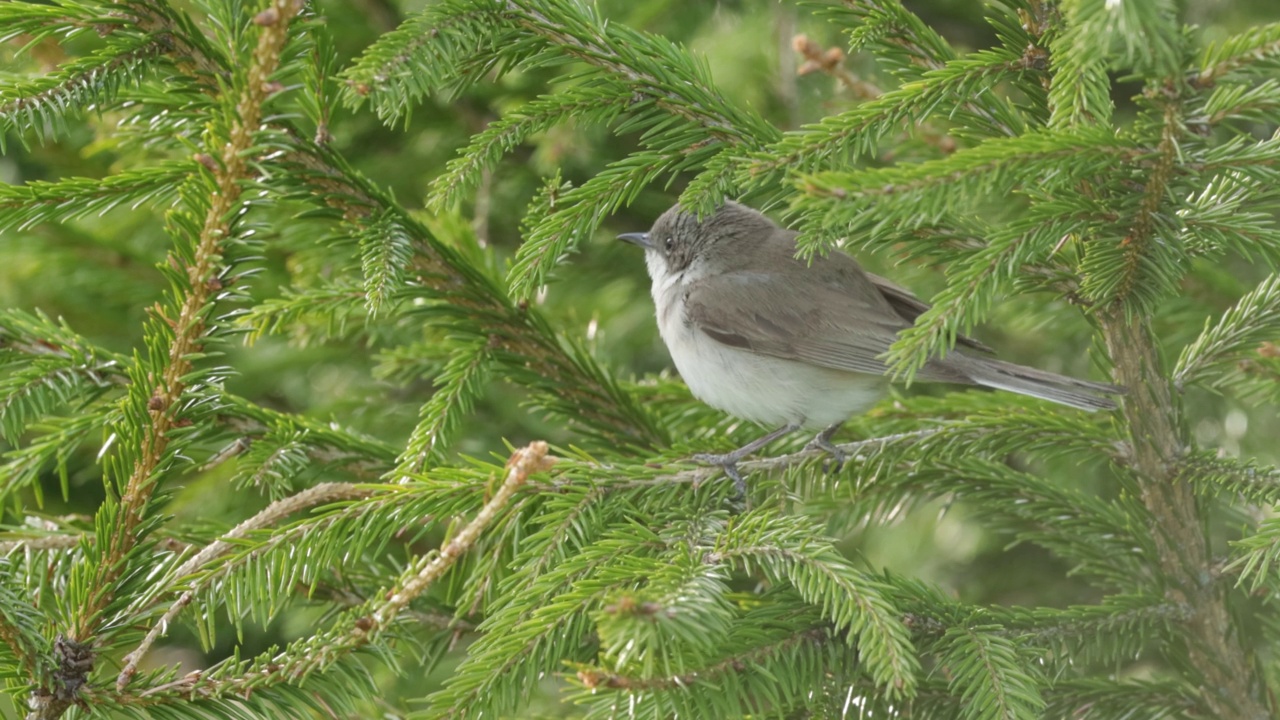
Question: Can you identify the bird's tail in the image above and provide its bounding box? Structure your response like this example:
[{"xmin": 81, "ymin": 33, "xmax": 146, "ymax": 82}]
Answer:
[{"xmin": 961, "ymin": 357, "xmax": 1121, "ymax": 411}]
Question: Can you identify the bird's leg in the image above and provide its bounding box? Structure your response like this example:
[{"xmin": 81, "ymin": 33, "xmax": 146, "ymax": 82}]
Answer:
[
  {"xmin": 695, "ymin": 423, "xmax": 800, "ymax": 497},
  {"xmin": 804, "ymin": 422, "xmax": 846, "ymax": 472}
]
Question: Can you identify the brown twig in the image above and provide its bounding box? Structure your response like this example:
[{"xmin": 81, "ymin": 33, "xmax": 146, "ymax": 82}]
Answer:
[
  {"xmin": 369, "ymin": 442, "xmax": 551, "ymax": 628},
  {"xmin": 793, "ymin": 34, "xmax": 881, "ymax": 99},
  {"xmin": 116, "ymin": 482, "xmax": 377, "ymax": 690},
  {"xmin": 124, "ymin": 442, "xmax": 549, "ymax": 703}
]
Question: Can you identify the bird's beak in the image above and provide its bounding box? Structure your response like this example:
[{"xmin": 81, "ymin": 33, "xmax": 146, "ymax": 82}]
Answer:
[{"xmin": 617, "ymin": 232, "xmax": 654, "ymax": 250}]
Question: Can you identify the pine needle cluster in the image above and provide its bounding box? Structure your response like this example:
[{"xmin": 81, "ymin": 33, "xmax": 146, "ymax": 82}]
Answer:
[{"xmin": 1, "ymin": 1, "xmax": 1278, "ymax": 718}]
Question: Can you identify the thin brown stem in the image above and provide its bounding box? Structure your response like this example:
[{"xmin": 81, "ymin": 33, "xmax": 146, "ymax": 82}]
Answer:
[
  {"xmin": 125, "ymin": 442, "xmax": 549, "ymax": 703},
  {"xmin": 116, "ymin": 482, "xmax": 377, "ymax": 690}
]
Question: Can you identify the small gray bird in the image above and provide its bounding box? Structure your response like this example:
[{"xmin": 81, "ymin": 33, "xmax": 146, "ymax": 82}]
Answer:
[{"xmin": 618, "ymin": 201, "xmax": 1119, "ymax": 491}]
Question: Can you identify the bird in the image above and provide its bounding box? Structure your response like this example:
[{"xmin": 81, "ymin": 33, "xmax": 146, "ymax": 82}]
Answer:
[{"xmin": 618, "ymin": 201, "xmax": 1120, "ymax": 492}]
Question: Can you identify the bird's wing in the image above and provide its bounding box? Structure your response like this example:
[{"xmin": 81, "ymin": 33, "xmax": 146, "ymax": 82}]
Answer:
[
  {"xmin": 864, "ymin": 271, "xmax": 994, "ymax": 354},
  {"xmin": 684, "ymin": 269, "xmax": 968, "ymax": 381}
]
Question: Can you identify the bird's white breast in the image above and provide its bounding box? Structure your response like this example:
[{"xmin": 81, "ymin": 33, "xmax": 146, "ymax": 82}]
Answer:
[{"xmin": 648, "ymin": 256, "xmax": 883, "ymax": 429}]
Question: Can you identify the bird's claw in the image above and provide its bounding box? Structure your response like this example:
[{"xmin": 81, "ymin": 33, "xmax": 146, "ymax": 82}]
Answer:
[
  {"xmin": 805, "ymin": 436, "xmax": 847, "ymax": 473},
  {"xmin": 693, "ymin": 452, "xmax": 749, "ymax": 504}
]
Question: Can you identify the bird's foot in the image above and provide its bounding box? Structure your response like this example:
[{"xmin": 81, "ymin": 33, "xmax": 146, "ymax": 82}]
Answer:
[
  {"xmin": 804, "ymin": 429, "xmax": 847, "ymax": 473},
  {"xmin": 692, "ymin": 423, "xmax": 799, "ymax": 503},
  {"xmin": 693, "ymin": 451, "xmax": 749, "ymax": 501}
]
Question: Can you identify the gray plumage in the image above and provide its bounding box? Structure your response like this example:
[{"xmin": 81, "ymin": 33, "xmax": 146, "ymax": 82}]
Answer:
[{"xmin": 621, "ymin": 201, "xmax": 1119, "ymax": 428}]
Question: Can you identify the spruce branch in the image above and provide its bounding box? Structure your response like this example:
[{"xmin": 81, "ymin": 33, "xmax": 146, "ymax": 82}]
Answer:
[
  {"xmin": 116, "ymin": 482, "xmax": 379, "ymax": 690},
  {"xmin": 0, "ymin": 410, "xmax": 104, "ymax": 502},
  {"xmin": 368, "ymin": 441, "xmax": 549, "ymax": 629},
  {"xmin": 125, "ymin": 486, "xmax": 404, "ymax": 661},
  {"xmin": 97, "ymin": 656, "xmax": 380, "ymax": 716},
  {"xmin": 1042, "ymin": 678, "xmax": 1203, "ymax": 719},
  {"xmin": 592, "ymin": 549, "xmax": 736, "ymax": 677},
  {"xmin": 709, "ymin": 513, "xmax": 919, "ymax": 697},
  {"xmin": 214, "ymin": 393, "xmax": 399, "ymax": 474},
  {"xmin": 1175, "ymin": 172, "xmax": 1280, "ymax": 261},
  {"xmin": 844, "ymin": 459, "xmax": 1153, "ymax": 589},
  {"xmin": 426, "ymin": 79, "xmax": 633, "ymax": 211},
  {"xmin": 0, "ymin": 341, "xmax": 124, "ymax": 446},
  {"xmin": 1176, "ymin": 452, "xmax": 1280, "ymax": 505},
  {"xmin": 1196, "ymin": 131, "xmax": 1280, "ymax": 175},
  {"xmin": 356, "ymin": 209, "xmax": 415, "ymax": 317},
  {"xmin": 0, "ymin": 315, "xmax": 127, "ymax": 445},
  {"xmin": 507, "ymin": 149, "xmax": 693, "ymax": 299},
  {"xmin": 0, "ymin": 578, "xmax": 46, "ymax": 682},
  {"xmin": 0, "ymin": 35, "xmax": 166, "ymax": 151},
  {"xmin": 1195, "ymin": 22, "xmax": 1280, "ymax": 86},
  {"xmin": 0, "ymin": 163, "xmax": 189, "ymax": 235},
  {"xmin": 582, "ymin": 429, "xmax": 944, "ymax": 491},
  {"xmin": 897, "ymin": 589, "xmax": 1187, "ymax": 670},
  {"xmin": 0, "ymin": 317, "xmax": 397, "ymax": 489},
  {"xmin": 1225, "ymin": 516, "xmax": 1280, "ymax": 595},
  {"xmin": 312, "ymin": 581, "xmax": 473, "ymax": 633},
  {"xmin": 227, "ymin": 429, "xmax": 335, "ymax": 495},
  {"xmin": 394, "ymin": 340, "xmax": 494, "ymax": 473},
  {"xmin": 1000, "ymin": 594, "xmax": 1187, "ymax": 667},
  {"xmin": 340, "ymin": 0, "xmax": 519, "ymax": 118},
  {"xmin": 936, "ymin": 625, "xmax": 1045, "ymax": 720},
  {"xmin": 1201, "ymin": 78, "xmax": 1280, "ymax": 126},
  {"xmin": 0, "ymin": 310, "xmax": 129, "ymax": 499},
  {"xmin": 113, "ymin": 0, "xmax": 231, "ymax": 83},
  {"xmin": 569, "ymin": 619, "xmax": 869, "ymax": 717},
  {"xmin": 1063, "ymin": 0, "xmax": 1182, "ymax": 80},
  {"xmin": 24, "ymin": 4, "xmax": 304, "ymax": 718},
  {"xmin": 1173, "ymin": 273, "xmax": 1280, "ymax": 392},
  {"xmin": 574, "ymin": 627, "xmax": 830, "ymax": 693},
  {"xmin": 1079, "ymin": 98, "xmax": 1183, "ymax": 310},
  {"xmin": 678, "ymin": 146, "xmax": 748, "ymax": 215},
  {"xmin": 0, "ymin": 2, "xmax": 107, "ymax": 47},
  {"xmin": 0, "ymin": 534, "xmax": 83, "ymax": 554},
  {"xmin": 423, "ymin": 528, "xmax": 660, "ymax": 718},
  {"xmin": 238, "ymin": 283, "xmax": 371, "ymax": 345},
  {"xmin": 744, "ymin": 47, "xmax": 1033, "ymax": 184},
  {"xmin": 345, "ymin": 0, "xmax": 772, "ymax": 144},
  {"xmin": 272, "ymin": 140, "xmax": 667, "ymax": 448},
  {"xmin": 838, "ymin": 0, "xmax": 956, "ymax": 74},
  {"xmin": 126, "ymin": 442, "xmax": 549, "ymax": 706},
  {"xmin": 1047, "ymin": 0, "xmax": 1113, "ymax": 127},
  {"xmin": 506, "ymin": 484, "xmax": 606, "ymax": 593},
  {"xmin": 1098, "ymin": 308, "xmax": 1271, "ymax": 719},
  {"xmin": 72, "ymin": 0, "xmax": 305, "ymax": 636},
  {"xmin": 874, "ymin": 217, "xmax": 1085, "ymax": 382},
  {"xmin": 798, "ymin": 126, "xmax": 1134, "ymax": 222},
  {"xmin": 495, "ymin": 0, "xmax": 771, "ymax": 144}
]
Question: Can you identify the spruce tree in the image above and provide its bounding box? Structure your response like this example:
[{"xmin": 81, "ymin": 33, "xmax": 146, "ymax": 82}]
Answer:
[{"xmin": 1, "ymin": 1, "xmax": 1279, "ymax": 718}]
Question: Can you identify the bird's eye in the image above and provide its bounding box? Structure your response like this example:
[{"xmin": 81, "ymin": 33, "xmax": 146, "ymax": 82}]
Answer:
[{"xmin": 663, "ymin": 237, "xmax": 674, "ymax": 251}]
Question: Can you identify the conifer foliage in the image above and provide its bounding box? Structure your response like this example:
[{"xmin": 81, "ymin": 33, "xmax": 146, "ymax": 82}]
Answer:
[{"xmin": 1, "ymin": 0, "xmax": 1279, "ymax": 718}]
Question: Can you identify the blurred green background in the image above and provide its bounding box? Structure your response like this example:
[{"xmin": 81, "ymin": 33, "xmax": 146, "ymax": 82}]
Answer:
[{"xmin": 2, "ymin": 0, "xmax": 1279, "ymax": 715}]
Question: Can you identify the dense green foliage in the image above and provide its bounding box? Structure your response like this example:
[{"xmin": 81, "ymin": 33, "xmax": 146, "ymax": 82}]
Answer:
[{"xmin": 1, "ymin": 0, "xmax": 1280, "ymax": 718}]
